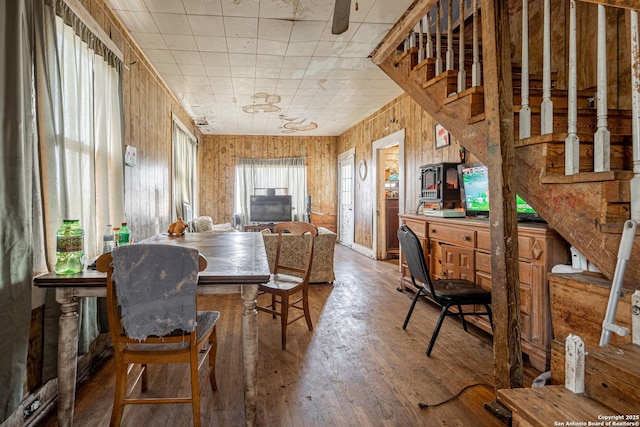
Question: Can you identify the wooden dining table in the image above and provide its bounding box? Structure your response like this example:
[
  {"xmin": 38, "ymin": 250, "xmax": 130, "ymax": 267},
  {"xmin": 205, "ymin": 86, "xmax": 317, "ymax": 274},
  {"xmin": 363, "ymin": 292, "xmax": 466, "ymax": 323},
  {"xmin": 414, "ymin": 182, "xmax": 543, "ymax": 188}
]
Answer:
[{"xmin": 33, "ymin": 231, "xmax": 271, "ymax": 427}]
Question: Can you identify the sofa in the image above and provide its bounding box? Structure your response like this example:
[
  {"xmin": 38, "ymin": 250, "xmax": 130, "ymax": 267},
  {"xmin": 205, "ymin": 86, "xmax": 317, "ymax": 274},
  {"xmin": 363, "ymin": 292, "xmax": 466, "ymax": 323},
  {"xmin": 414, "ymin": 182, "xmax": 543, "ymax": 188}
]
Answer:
[{"xmin": 261, "ymin": 226, "xmax": 337, "ymax": 283}]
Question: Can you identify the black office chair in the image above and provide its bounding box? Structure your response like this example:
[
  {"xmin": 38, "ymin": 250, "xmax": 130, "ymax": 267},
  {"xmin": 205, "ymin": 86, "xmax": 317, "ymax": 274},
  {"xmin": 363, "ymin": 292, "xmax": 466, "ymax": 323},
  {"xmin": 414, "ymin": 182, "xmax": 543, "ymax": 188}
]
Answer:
[{"xmin": 398, "ymin": 224, "xmax": 493, "ymax": 356}]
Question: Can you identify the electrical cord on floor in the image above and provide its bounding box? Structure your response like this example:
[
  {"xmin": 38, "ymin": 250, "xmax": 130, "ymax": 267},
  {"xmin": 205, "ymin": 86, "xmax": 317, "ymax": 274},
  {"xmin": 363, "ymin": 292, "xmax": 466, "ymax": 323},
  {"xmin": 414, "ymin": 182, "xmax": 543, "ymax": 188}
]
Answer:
[{"xmin": 418, "ymin": 383, "xmax": 493, "ymax": 409}]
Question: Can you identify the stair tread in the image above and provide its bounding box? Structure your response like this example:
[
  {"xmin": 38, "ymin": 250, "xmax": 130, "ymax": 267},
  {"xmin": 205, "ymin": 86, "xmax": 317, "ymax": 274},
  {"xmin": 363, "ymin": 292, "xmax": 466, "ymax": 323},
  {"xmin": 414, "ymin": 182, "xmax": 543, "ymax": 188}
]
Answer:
[
  {"xmin": 588, "ymin": 343, "xmax": 640, "ymax": 379},
  {"xmin": 497, "ymin": 385, "xmax": 618, "ymax": 426},
  {"xmin": 540, "ymin": 170, "xmax": 634, "ymax": 183}
]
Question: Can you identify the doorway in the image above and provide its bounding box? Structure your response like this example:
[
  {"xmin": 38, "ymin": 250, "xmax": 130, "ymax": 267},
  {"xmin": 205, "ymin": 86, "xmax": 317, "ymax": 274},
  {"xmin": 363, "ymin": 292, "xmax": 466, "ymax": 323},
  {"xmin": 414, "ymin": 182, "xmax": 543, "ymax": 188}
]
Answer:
[
  {"xmin": 380, "ymin": 146, "xmax": 400, "ymax": 260},
  {"xmin": 372, "ymin": 129, "xmax": 405, "ymax": 260},
  {"xmin": 337, "ymin": 148, "xmax": 355, "ymax": 247}
]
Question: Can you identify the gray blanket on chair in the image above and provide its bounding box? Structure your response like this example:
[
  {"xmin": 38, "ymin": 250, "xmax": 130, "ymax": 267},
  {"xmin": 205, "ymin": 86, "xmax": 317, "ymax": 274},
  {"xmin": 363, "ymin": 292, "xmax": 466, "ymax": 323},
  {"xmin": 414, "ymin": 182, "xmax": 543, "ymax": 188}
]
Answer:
[{"xmin": 111, "ymin": 244, "xmax": 199, "ymax": 341}]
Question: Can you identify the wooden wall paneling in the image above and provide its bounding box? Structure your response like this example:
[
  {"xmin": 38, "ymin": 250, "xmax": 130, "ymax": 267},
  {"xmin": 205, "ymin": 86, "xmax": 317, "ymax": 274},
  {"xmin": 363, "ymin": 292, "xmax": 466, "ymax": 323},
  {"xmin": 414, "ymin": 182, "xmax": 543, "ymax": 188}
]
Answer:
[
  {"xmin": 335, "ymin": 93, "xmax": 465, "ymax": 250},
  {"xmin": 198, "ymin": 135, "xmax": 336, "ymax": 229},
  {"xmin": 577, "ymin": 2, "xmax": 598, "ymax": 92},
  {"xmin": 614, "ymin": 8, "xmax": 632, "ymax": 109}
]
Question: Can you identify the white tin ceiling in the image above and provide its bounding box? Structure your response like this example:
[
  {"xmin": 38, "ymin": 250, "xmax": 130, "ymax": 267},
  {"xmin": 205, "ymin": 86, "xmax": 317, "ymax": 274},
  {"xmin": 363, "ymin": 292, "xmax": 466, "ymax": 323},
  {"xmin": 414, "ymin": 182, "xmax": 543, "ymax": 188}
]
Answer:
[{"xmin": 105, "ymin": 0, "xmax": 412, "ymax": 136}]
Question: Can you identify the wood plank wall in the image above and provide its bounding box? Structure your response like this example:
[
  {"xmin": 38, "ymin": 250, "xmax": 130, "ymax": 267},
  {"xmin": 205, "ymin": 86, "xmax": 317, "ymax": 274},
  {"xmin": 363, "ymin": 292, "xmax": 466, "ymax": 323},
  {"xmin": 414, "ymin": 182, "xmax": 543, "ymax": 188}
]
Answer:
[
  {"xmin": 80, "ymin": 0, "xmax": 198, "ymax": 242},
  {"xmin": 198, "ymin": 135, "xmax": 338, "ymax": 232},
  {"xmin": 337, "ymin": 93, "xmax": 467, "ymax": 251}
]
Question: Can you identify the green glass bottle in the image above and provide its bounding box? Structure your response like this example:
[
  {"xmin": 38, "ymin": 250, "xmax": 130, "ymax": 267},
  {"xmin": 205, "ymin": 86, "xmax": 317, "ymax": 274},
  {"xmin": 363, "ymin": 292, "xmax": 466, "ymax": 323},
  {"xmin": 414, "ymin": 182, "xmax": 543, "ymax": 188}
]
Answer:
[
  {"xmin": 118, "ymin": 222, "xmax": 130, "ymax": 246},
  {"xmin": 55, "ymin": 219, "xmax": 84, "ymax": 274}
]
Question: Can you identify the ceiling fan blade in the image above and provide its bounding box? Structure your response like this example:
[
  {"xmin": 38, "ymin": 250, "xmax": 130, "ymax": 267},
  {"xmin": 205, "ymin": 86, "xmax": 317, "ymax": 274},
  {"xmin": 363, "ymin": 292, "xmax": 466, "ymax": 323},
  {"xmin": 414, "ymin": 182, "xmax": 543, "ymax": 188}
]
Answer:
[{"xmin": 332, "ymin": 0, "xmax": 351, "ymax": 35}]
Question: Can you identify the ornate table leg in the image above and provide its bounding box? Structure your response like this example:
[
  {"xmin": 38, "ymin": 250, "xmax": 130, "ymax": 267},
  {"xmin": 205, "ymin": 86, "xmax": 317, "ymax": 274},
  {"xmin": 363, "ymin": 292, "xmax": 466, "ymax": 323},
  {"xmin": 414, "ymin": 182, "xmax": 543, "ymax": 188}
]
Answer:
[
  {"xmin": 56, "ymin": 288, "xmax": 79, "ymax": 427},
  {"xmin": 241, "ymin": 284, "xmax": 259, "ymax": 427}
]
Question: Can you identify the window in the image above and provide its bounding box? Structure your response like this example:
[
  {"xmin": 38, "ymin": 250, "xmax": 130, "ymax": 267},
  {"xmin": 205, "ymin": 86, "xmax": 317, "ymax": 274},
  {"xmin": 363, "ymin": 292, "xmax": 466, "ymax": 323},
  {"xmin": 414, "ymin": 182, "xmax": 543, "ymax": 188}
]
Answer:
[
  {"xmin": 34, "ymin": 2, "xmax": 125, "ymax": 371},
  {"xmin": 37, "ymin": 11, "xmax": 124, "ymax": 262},
  {"xmin": 234, "ymin": 157, "xmax": 307, "ymax": 224},
  {"xmin": 172, "ymin": 115, "xmax": 198, "ymax": 222}
]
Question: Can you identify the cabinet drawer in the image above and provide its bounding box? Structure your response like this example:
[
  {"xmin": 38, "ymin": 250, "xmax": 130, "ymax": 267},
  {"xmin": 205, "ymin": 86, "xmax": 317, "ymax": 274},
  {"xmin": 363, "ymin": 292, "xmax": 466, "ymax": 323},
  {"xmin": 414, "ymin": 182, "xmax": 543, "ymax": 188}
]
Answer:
[
  {"xmin": 477, "ymin": 230, "xmax": 491, "ymax": 251},
  {"xmin": 428, "ymin": 224, "xmax": 475, "ymax": 247},
  {"xmin": 476, "ymin": 251, "xmax": 491, "ymax": 274},
  {"xmin": 519, "ymin": 236, "xmax": 545, "ymax": 260},
  {"xmin": 475, "ymin": 254, "xmax": 532, "ymax": 285},
  {"xmin": 519, "ymin": 262, "xmax": 532, "ymax": 285},
  {"xmin": 477, "ymin": 232, "xmax": 544, "ymax": 262},
  {"xmin": 402, "ymin": 218, "xmax": 427, "ymax": 238}
]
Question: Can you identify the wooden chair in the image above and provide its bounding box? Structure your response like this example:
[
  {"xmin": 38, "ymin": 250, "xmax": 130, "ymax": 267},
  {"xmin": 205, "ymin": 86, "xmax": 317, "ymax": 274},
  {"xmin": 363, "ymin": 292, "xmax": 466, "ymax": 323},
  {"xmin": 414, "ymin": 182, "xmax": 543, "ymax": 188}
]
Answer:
[
  {"xmin": 397, "ymin": 224, "xmax": 493, "ymax": 356},
  {"xmin": 257, "ymin": 221, "xmax": 318, "ymax": 350},
  {"xmin": 96, "ymin": 244, "xmax": 218, "ymax": 427}
]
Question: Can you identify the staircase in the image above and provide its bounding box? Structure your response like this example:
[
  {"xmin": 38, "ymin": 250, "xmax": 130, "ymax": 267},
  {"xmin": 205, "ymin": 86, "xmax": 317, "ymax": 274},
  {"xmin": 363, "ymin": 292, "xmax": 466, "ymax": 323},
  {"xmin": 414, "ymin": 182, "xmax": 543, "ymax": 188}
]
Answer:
[
  {"xmin": 371, "ymin": 0, "xmax": 640, "ymax": 288},
  {"xmin": 496, "ymin": 343, "xmax": 640, "ymax": 425},
  {"xmin": 374, "ymin": 0, "xmax": 640, "ymax": 421}
]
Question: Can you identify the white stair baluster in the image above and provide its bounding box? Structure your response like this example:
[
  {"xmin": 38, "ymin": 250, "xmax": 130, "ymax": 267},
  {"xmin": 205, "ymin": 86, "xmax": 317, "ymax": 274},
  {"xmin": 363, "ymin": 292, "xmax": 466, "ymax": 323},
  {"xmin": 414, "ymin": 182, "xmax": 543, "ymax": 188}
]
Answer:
[
  {"xmin": 446, "ymin": 0, "xmax": 454, "ymax": 71},
  {"xmin": 471, "ymin": 0, "xmax": 481, "ymax": 87},
  {"xmin": 457, "ymin": 0, "xmax": 466, "ymax": 92},
  {"xmin": 426, "ymin": 13, "xmax": 433, "ymax": 59},
  {"xmin": 630, "ymin": 10, "xmax": 640, "ymax": 222},
  {"xmin": 519, "ymin": 0, "xmax": 531, "ymax": 139},
  {"xmin": 436, "ymin": 1, "xmax": 443, "ymax": 75},
  {"xmin": 565, "ymin": 0, "xmax": 580, "ymax": 175},
  {"xmin": 418, "ymin": 16, "xmax": 424, "ymax": 63},
  {"xmin": 594, "ymin": 5, "xmax": 611, "ymax": 172},
  {"xmin": 541, "ymin": 0, "xmax": 554, "ymax": 135},
  {"xmin": 565, "ymin": 334, "xmax": 585, "ymax": 394}
]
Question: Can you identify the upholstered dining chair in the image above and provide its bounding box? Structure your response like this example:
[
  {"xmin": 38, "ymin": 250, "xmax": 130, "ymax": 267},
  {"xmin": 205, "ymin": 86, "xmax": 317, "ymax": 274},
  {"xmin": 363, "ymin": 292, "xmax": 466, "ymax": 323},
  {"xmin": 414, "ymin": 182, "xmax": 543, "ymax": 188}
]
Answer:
[
  {"xmin": 397, "ymin": 224, "xmax": 493, "ymax": 356},
  {"xmin": 256, "ymin": 221, "xmax": 318, "ymax": 350},
  {"xmin": 96, "ymin": 244, "xmax": 218, "ymax": 427}
]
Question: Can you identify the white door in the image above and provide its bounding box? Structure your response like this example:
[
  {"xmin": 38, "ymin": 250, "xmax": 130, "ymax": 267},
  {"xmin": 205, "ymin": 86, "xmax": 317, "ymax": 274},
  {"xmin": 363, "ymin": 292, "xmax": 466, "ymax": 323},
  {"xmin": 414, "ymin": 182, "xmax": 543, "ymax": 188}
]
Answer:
[{"xmin": 338, "ymin": 151, "xmax": 355, "ymax": 247}]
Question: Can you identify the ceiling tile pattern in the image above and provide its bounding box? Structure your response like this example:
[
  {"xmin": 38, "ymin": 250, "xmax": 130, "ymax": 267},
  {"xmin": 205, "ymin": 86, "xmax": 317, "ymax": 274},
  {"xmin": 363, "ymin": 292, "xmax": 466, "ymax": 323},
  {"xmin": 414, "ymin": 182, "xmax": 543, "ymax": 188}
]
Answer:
[{"xmin": 106, "ymin": 0, "xmax": 412, "ymax": 136}]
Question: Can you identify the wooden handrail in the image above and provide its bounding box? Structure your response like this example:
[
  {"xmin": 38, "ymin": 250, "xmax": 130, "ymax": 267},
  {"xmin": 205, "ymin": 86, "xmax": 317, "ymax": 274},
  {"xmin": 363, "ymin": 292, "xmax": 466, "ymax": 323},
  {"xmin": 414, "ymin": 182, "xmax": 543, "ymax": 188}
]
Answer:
[
  {"xmin": 370, "ymin": 0, "xmax": 438, "ymax": 65},
  {"xmin": 579, "ymin": 0, "xmax": 640, "ymax": 11}
]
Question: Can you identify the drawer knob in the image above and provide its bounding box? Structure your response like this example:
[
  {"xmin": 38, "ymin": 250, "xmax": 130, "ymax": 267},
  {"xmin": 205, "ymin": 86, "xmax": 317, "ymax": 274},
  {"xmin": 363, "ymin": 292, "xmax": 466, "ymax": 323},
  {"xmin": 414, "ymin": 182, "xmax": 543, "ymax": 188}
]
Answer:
[
  {"xmin": 462, "ymin": 235, "xmax": 470, "ymax": 241},
  {"xmin": 431, "ymin": 229, "xmax": 436, "ymax": 233}
]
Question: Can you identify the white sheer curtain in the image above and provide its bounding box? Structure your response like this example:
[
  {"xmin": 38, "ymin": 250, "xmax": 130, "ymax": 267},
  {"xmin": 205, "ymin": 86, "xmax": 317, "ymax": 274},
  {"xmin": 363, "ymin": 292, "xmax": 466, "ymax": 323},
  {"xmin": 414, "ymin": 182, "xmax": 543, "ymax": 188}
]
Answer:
[
  {"xmin": 172, "ymin": 115, "xmax": 198, "ymax": 222},
  {"xmin": 34, "ymin": 3, "xmax": 124, "ymax": 380},
  {"xmin": 235, "ymin": 157, "xmax": 307, "ymax": 223},
  {"xmin": 38, "ymin": 10, "xmax": 124, "ymax": 264}
]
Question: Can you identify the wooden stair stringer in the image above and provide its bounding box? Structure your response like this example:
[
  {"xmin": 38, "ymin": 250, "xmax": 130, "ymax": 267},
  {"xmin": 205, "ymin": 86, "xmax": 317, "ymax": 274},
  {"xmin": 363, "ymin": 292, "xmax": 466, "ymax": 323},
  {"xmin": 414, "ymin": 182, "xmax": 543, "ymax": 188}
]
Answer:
[
  {"xmin": 378, "ymin": 55, "xmax": 489, "ymax": 162},
  {"xmin": 513, "ymin": 143, "xmax": 640, "ymax": 287}
]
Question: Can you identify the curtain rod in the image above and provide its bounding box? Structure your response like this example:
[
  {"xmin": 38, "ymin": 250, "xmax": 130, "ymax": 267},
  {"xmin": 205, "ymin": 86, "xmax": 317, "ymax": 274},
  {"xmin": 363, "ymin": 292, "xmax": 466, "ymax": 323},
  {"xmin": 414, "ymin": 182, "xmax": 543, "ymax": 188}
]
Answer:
[
  {"xmin": 172, "ymin": 113, "xmax": 197, "ymax": 143},
  {"xmin": 63, "ymin": 0, "xmax": 124, "ymax": 61}
]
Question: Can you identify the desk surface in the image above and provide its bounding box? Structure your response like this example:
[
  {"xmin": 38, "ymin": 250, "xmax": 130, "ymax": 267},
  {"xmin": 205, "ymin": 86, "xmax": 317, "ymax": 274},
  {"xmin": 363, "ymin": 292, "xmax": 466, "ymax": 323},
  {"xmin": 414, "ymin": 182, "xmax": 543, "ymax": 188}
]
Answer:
[{"xmin": 34, "ymin": 231, "xmax": 271, "ymax": 287}]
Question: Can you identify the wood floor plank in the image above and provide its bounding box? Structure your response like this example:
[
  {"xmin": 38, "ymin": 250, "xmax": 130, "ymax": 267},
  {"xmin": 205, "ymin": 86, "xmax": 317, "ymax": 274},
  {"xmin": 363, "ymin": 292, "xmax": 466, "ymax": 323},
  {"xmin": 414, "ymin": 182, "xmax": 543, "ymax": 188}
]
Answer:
[{"xmin": 41, "ymin": 244, "xmax": 540, "ymax": 426}]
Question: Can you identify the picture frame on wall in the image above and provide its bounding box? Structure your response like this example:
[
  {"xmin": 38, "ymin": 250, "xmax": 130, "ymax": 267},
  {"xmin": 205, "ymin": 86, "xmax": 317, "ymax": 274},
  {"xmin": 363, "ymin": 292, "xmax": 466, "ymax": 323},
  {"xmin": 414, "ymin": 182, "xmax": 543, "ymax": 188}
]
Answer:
[{"xmin": 435, "ymin": 124, "xmax": 450, "ymax": 149}]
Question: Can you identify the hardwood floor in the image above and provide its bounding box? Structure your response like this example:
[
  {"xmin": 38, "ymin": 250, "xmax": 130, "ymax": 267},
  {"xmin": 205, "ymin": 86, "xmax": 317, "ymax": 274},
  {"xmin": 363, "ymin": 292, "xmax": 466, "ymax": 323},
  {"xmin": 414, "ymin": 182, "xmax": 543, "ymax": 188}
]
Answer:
[{"xmin": 41, "ymin": 244, "xmax": 540, "ymax": 427}]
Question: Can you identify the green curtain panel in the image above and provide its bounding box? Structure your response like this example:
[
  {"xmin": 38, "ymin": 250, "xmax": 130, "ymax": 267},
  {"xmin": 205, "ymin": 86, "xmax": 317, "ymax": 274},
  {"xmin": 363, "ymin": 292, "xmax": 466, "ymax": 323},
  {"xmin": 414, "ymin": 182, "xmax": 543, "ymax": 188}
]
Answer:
[{"xmin": 0, "ymin": 0, "xmax": 35, "ymax": 421}]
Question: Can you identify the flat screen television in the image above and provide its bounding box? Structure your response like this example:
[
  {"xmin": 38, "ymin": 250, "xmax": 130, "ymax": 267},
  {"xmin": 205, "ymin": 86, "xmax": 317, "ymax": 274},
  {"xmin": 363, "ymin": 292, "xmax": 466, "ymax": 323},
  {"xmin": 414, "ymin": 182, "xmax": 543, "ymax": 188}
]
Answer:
[
  {"xmin": 457, "ymin": 163, "xmax": 544, "ymax": 222},
  {"xmin": 249, "ymin": 195, "xmax": 292, "ymax": 223}
]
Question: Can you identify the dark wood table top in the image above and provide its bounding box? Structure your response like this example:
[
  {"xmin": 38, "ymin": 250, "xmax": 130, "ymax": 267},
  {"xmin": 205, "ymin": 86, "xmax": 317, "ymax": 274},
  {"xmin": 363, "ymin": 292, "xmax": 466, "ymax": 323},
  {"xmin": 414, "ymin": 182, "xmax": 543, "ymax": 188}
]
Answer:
[{"xmin": 34, "ymin": 232, "xmax": 271, "ymax": 287}]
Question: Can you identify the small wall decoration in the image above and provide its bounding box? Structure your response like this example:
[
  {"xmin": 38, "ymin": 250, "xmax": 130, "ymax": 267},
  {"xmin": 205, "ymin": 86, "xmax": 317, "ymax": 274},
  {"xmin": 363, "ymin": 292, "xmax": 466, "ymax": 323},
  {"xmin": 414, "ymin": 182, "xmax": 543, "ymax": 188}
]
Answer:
[
  {"xmin": 358, "ymin": 159, "xmax": 367, "ymax": 181},
  {"xmin": 124, "ymin": 145, "xmax": 137, "ymax": 166},
  {"xmin": 435, "ymin": 124, "xmax": 450, "ymax": 149}
]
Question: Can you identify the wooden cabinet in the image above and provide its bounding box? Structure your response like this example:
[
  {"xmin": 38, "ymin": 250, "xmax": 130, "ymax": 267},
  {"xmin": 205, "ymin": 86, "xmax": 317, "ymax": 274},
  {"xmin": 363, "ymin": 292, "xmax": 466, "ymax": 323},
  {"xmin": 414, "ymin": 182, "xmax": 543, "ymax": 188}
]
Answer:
[{"xmin": 399, "ymin": 214, "xmax": 569, "ymax": 371}]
